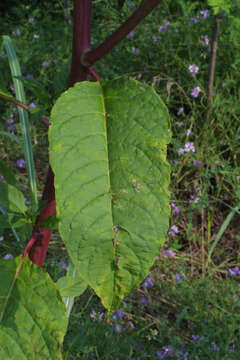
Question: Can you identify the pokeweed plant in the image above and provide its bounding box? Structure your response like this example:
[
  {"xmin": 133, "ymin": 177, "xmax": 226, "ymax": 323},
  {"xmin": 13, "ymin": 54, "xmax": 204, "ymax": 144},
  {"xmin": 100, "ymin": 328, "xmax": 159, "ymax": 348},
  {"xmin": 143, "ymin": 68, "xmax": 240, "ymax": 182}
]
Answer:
[{"xmin": 0, "ymin": 0, "xmax": 171, "ymax": 358}]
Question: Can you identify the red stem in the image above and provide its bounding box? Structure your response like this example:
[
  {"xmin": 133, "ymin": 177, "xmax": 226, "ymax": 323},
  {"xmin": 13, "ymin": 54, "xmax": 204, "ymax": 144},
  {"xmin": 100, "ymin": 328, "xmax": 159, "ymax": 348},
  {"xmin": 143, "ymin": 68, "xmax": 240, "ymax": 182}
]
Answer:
[
  {"xmin": 68, "ymin": 0, "xmax": 92, "ymax": 87},
  {"xmin": 84, "ymin": 0, "xmax": 162, "ymax": 65}
]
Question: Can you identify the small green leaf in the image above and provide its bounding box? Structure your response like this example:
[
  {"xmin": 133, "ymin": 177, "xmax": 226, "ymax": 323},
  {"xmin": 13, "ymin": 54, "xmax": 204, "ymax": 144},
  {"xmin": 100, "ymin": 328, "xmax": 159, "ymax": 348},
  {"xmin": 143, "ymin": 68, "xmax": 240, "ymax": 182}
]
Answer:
[
  {"xmin": 0, "ymin": 85, "xmax": 14, "ymax": 99},
  {"xmin": 0, "ymin": 256, "xmax": 68, "ymax": 359},
  {"xmin": 0, "ymin": 159, "xmax": 20, "ymax": 188},
  {"xmin": 0, "ymin": 183, "xmax": 27, "ymax": 214},
  {"xmin": 0, "ymin": 213, "xmax": 28, "ymax": 229},
  {"xmin": 56, "ymin": 275, "xmax": 87, "ymax": 298}
]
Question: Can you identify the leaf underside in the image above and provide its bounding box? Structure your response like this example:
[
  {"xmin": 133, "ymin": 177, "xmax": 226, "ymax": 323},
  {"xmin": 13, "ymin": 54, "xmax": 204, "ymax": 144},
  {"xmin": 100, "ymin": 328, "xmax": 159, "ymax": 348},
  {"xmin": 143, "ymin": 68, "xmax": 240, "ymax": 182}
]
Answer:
[
  {"xmin": 0, "ymin": 256, "xmax": 68, "ymax": 360},
  {"xmin": 49, "ymin": 77, "xmax": 171, "ymax": 310}
]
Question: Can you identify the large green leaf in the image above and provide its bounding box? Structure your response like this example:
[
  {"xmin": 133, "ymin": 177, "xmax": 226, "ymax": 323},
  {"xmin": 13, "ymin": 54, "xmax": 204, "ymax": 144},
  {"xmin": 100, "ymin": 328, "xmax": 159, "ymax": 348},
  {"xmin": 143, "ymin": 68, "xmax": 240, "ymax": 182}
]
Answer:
[
  {"xmin": 0, "ymin": 256, "xmax": 68, "ymax": 359},
  {"xmin": 0, "ymin": 182, "xmax": 27, "ymax": 213},
  {"xmin": 49, "ymin": 77, "xmax": 171, "ymax": 310}
]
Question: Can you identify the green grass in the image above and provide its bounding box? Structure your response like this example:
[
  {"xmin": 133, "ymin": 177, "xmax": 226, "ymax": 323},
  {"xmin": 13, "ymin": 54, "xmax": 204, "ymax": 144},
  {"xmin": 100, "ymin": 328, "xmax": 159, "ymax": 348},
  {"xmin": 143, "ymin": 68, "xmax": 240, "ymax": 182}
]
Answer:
[{"xmin": 0, "ymin": 0, "xmax": 240, "ymax": 359}]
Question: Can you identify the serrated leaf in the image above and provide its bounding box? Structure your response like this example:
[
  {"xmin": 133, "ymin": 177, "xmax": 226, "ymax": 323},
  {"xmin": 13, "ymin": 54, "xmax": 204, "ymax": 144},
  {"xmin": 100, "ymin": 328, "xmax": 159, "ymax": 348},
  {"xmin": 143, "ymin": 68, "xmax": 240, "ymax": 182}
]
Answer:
[
  {"xmin": 0, "ymin": 182, "xmax": 27, "ymax": 213},
  {"xmin": 49, "ymin": 77, "xmax": 171, "ymax": 310},
  {"xmin": 0, "ymin": 256, "xmax": 68, "ymax": 359}
]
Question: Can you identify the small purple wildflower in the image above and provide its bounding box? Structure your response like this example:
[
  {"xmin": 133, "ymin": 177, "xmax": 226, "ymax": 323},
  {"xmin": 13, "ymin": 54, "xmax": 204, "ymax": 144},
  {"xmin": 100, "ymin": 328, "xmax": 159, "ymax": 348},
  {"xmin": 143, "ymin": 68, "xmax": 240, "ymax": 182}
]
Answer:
[
  {"xmin": 184, "ymin": 142, "xmax": 195, "ymax": 153},
  {"xmin": 233, "ymin": 294, "xmax": 238, "ymax": 302},
  {"xmin": 190, "ymin": 16, "xmax": 199, "ymax": 23},
  {"xmin": 193, "ymin": 160, "xmax": 203, "ymax": 168},
  {"xmin": 112, "ymin": 311, "xmax": 125, "ymax": 320},
  {"xmin": 191, "ymin": 86, "xmax": 201, "ymax": 98},
  {"xmin": 28, "ymin": 17, "xmax": 35, "ymax": 23},
  {"xmin": 176, "ymin": 273, "xmax": 186, "ymax": 283},
  {"xmin": 131, "ymin": 47, "xmax": 140, "ymax": 55},
  {"xmin": 189, "ymin": 195, "xmax": 200, "ymax": 204},
  {"xmin": 140, "ymin": 296, "xmax": 148, "ymax": 305},
  {"xmin": 16, "ymin": 159, "xmax": 26, "ymax": 169},
  {"xmin": 172, "ymin": 206, "xmax": 180, "ymax": 215},
  {"xmin": 153, "ymin": 35, "xmax": 158, "ymax": 42},
  {"xmin": 143, "ymin": 276, "xmax": 154, "ymax": 288},
  {"xmin": 28, "ymin": 102, "xmax": 36, "ymax": 109},
  {"xmin": 162, "ymin": 346, "xmax": 174, "ymax": 357},
  {"xmin": 113, "ymin": 323, "xmax": 125, "ymax": 333},
  {"xmin": 178, "ymin": 147, "xmax": 185, "ymax": 156},
  {"xmin": 113, "ymin": 225, "xmax": 118, "ymax": 233},
  {"xmin": 59, "ymin": 261, "xmax": 67, "ymax": 269},
  {"xmin": 128, "ymin": 321, "xmax": 135, "ymax": 329},
  {"xmin": 186, "ymin": 129, "xmax": 191, "ymax": 137},
  {"xmin": 222, "ymin": 82, "xmax": 227, "ymax": 88},
  {"xmin": 177, "ymin": 106, "xmax": 184, "ymax": 116},
  {"xmin": 162, "ymin": 248, "xmax": 176, "ymax": 258},
  {"xmin": 42, "ymin": 60, "xmax": 51, "ymax": 67},
  {"xmin": 0, "ymin": 175, "xmax": 4, "ymax": 182},
  {"xmin": 200, "ymin": 10, "xmax": 210, "ymax": 19},
  {"xmin": 127, "ymin": 31, "xmax": 134, "ymax": 38},
  {"xmin": 4, "ymin": 254, "xmax": 13, "ymax": 260},
  {"xmin": 229, "ymin": 267, "xmax": 240, "ymax": 276},
  {"xmin": 211, "ymin": 341, "xmax": 219, "ymax": 351},
  {"xmin": 0, "ymin": 236, "xmax": 4, "ymax": 241},
  {"xmin": 156, "ymin": 351, "xmax": 165, "ymax": 359},
  {"xmin": 200, "ymin": 35, "xmax": 209, "ymax": 46},
  {"xmin": 188, "ymin": 64, "xmax": 199, "ymax": 76}
]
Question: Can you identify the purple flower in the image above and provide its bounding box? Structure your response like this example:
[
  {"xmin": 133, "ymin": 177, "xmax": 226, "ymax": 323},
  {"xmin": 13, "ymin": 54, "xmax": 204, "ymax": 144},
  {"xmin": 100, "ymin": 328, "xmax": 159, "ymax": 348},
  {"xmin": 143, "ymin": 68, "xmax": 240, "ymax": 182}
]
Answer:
[
  {"xmin": 42, "ymin": 60, "xmax": 51, "ymax": 67},
  {"xmin": 176, "ymin": 273, "xmax": 181, "ymax": 282},
  {"xmin": 143, "ymin": 276, "xmax": 154, "ymax": 288},
  {"xmin": 229, "ymin": 267, "xmax": 240, "ymax": 276},
  {"xmin": 158, "ymin": 25, "xmax": 164, "ymax": 32},
  {"xmin": 186, "ymin": 129, "xmax": 191, "ymax": 137},
  {"xmin": 140, "ymin": 296, "xmax": 148, "ymax": 305},
  {"xmin": 127, "ymin": 31, "xmax": 134, "ymax": 38},
  {"xmin": 190, "ymin": 16, "xmax": 199, "ymax": 23},
  {"xmin": 131, "ymin": 47, "xmax": 140, "ymax": 55},
  {"xmin": 211, "ymin": 341, "xmax": 219, "ymax": 351},
  {"xmin": 193, "ymin": 160, "xmax": 202, "ymax": 168},
  {"xmin": 112, "ymin": 311, "xmax": 125, "ymax": 319},
  {"xmin": 156, "ymin": 351, "xmax": 166, "ymax": 359},
  {"xmin": 153, "ymin": 35, "xmax": 158, "ymax": 42},
  {"xmin": 59, "ymin": 261, "xmax": 67, "ymax": 269},
  {"xmin": 189, "ymin": 195, "xmax": 200, "ymax": 204},
  {"xmin": 128, "ymin": 321, "xmax": 135, "ymax": 329},
  {"xmin": 4, "ymin": 254, "xmax": 13, "ymax": 260},
  {"xmin": 162, "ymin": 346, "xmax": 174, "ymax": 357},
  {"xmin": 113, "ymin": 225, "xmax": 118, "ymax": 232},
  {"xmin": 113, "ymin": 323, "xmax": 125, "ymax": 333},
  {"xmin": 28, "ymin": 17, "xmax": 35, "ymax": 23},
  {"xmin": 188, "ymin": 64, "xmax": 199, "ymax": 76},
  {"xmin": 200, "ymin": 35, "xmax": 209, "ymax": 46},
  {"xmin": 177, "ymin": 107, "xmax": 184, "ymax": 116},
  {"xmin": 16, "ymin": 159, "xmax": 26, "ymax": 169},
  {"xmin": 172, "ymin": 206, "xmax": 180, "ymax": 215},
  {"xmin": 28, "ymin": 102, "xmax": 36, "ymax": 109},
  {"xmin": 0, "ymin": 236, "xmax": 4, "ymax": 241},
  {"xmin": 200, "ymin": 10, "xmax": 210, "ymax": 19},
  {"xmin": 191, "ymin": 86, "xmax": 201, "ymax": 98},
  {"xmin": 184, "ymin": 142, "xmax": 195, "ymax": 153},
  {"xmin": 222, "ymin": 82, "xmax": 227, "ymax": 88},
  {"xmin": 162, "ymin": 248, "xmax": 176, "ymax": 258},
  {"xmin": 178, "ymin": 147, "xmax": 185, "ymax": 156}
]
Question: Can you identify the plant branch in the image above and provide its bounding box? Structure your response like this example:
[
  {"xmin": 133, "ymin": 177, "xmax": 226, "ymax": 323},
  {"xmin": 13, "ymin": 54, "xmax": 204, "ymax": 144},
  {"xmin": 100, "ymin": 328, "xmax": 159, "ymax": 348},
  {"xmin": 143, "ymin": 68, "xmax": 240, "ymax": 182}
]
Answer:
[
  {"xmin": 0, "ymin": 94, "xmax": 30, "ymax": 112},
  {"xmin": 68, "ymin": 0, "xmax": 92, "ymax": 86},
  {"xmin": 205, "ymin": 11, "xmax": 222, "ymax": 122},
  {"xmin": 84, "ymin": 0, "xmax": 162, "ymax": 65}
]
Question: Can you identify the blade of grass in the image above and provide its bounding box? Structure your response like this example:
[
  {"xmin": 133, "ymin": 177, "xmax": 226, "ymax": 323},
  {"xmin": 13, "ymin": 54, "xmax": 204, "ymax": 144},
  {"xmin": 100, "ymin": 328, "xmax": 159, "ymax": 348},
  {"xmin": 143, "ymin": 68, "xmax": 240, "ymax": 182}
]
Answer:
[
  {"xmin": 206, "ymin": 203, "xmax": 240, "ymax": 269},
  {"xmin": 2, "ymin": 35, "xmax": 38, "ymax": 213}
]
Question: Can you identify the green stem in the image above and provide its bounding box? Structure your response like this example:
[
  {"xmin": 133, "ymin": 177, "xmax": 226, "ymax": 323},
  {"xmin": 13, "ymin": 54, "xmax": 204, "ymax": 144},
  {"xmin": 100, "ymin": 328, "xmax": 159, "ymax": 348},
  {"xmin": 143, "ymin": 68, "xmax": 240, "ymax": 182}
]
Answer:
[{"xmin": 2, "ymin": 35, "xmax": 38, "ymax": 213}]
